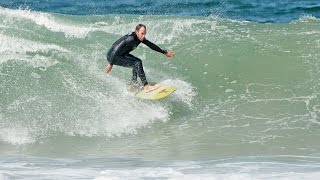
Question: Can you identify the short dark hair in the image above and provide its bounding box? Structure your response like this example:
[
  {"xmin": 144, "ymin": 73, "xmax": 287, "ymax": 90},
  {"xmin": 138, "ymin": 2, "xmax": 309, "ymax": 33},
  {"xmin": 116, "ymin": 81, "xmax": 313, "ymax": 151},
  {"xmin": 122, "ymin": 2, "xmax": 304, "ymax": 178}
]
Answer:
[{"xmin": 135, "ymin": 24, "xmax": 146, "ymax": 31}]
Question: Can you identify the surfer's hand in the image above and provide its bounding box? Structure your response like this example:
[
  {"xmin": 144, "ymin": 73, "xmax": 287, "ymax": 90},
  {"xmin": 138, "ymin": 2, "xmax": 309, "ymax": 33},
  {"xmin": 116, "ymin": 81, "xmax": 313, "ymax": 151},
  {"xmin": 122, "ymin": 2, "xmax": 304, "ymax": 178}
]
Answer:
[
  {"xmin": 165, "ymin": 50, "xmax": 175, "ymax": 58},
  {"xmin": 104, "ymin": 64, "xmax": 113, "ymax": 74}
]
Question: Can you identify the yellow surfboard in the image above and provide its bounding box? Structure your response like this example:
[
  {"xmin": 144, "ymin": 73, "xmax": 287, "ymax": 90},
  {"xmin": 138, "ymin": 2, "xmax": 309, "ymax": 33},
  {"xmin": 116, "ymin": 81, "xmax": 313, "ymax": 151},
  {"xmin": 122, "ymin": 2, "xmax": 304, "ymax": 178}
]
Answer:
[{"xmin": 129, "ymin": 83, "xmax": 176, "ymax": 100}]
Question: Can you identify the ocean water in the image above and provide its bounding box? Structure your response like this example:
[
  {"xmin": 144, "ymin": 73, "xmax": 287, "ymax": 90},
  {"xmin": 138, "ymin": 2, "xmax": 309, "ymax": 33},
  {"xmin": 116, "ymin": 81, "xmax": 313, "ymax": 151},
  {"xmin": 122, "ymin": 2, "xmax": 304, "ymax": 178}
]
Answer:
[
  {"xmin": 1, "ymin": 0, "xmax": 320, "ymax": 22},
  {"xmin": 1, "ymin": 1, "xmax": 320, "ymax": 179}
]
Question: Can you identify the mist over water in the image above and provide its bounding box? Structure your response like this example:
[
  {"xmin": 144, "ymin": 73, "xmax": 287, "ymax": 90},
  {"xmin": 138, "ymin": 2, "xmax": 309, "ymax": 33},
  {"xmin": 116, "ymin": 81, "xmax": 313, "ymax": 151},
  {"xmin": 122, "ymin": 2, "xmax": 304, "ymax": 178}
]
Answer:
[{"xmin": 1, "ymin": 3, "xmax": 320, "ymax": 179}]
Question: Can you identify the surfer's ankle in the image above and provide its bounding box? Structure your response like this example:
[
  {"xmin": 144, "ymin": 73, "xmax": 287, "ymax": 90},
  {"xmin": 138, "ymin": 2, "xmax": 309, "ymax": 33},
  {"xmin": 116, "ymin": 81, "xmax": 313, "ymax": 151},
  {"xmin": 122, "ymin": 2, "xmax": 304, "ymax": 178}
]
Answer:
[{"xmin": 130, "ymin": 81, "xmax": 139, "ymax": 87}]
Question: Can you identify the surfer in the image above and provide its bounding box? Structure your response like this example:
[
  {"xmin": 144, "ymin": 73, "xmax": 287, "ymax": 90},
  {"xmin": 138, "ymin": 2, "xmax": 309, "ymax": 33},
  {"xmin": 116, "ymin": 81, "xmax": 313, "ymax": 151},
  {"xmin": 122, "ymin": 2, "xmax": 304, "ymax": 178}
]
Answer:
[{"xmin": 104, "ymin": 24, "xmax": 175, "ymax": 91}]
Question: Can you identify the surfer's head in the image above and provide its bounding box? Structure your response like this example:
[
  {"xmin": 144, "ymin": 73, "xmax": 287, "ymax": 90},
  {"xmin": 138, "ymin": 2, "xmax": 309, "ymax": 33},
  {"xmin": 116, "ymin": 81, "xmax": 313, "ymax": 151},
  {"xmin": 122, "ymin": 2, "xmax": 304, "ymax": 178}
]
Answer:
[{"xmin": 135, "ymin": 24, "xmax": 146, "ymax": 41}]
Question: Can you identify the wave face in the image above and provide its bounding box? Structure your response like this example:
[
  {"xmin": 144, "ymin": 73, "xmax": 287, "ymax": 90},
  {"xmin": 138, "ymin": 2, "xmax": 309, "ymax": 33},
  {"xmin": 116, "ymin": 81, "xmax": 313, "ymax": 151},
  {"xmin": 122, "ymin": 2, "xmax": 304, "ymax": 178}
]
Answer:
[{"xmin": 1, "ymin": 8, "xmax": 320, "ymax": 161}]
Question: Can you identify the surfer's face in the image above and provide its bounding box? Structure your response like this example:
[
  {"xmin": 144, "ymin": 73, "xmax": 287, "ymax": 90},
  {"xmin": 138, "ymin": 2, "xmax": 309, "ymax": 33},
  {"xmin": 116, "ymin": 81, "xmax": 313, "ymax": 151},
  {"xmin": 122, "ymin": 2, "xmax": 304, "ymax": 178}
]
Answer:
[{"xmin": 136, "ymin": 27, "xmax": 146, "ymax": 41}]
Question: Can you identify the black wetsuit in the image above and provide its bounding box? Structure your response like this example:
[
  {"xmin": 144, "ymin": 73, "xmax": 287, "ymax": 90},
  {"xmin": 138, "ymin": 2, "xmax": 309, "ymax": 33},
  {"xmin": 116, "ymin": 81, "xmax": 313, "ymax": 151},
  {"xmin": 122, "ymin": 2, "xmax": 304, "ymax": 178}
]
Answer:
[{"xmin": 107, "ymin": 32, "xmax": 167, "ymax": 86}]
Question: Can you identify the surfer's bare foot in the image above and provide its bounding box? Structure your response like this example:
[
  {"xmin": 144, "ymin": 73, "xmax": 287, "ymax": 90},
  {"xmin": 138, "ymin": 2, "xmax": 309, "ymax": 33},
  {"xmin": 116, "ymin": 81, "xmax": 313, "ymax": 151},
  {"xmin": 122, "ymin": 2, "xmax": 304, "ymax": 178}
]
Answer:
[{"xmin": 144, "ymin": 84, "xmax": 160, "ymax": 92}]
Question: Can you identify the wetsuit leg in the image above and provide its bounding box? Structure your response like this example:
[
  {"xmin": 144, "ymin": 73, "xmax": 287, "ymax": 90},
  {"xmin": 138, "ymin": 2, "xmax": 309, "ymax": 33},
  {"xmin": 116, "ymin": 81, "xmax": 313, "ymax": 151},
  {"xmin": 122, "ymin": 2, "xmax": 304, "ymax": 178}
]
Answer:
[
  {"xmin": 132, "ymin": 68, "xmax": 138, "ymax": 83},
  {"xmin": 111, "ymin": 54, "xmax": 148, "ymax": 86}
]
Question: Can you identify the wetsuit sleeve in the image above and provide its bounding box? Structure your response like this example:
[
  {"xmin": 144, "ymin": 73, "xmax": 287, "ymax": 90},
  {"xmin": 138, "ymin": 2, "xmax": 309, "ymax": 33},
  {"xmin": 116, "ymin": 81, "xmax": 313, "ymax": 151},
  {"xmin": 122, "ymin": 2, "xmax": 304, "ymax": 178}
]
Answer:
[
  {"xmin": 109, "ymin": 36, "xmax": 134, "ymax": 65},
  {"xmin": 142, "ymin": 39, "xmax": 167, "ymax": 54}
]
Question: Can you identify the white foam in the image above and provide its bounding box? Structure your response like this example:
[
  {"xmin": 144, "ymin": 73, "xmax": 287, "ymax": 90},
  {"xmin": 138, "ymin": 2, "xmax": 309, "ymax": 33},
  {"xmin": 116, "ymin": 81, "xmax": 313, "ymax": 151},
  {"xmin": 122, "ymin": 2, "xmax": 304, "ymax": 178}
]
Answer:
[
  {"xmin": 96, "ymin": 168, "xmax": 184, "ymax": 180},
  {"xmin": 1, "ymin": 156, "xmax": 320, "ymax": 180},
  {"xmin": 145, "ymin": 18, "xmax": 223, "ymax": 45},
  {"xmin": 0, "ymin": 165, "xmax": 97, "ymax": 180},
  {"xmin": 0, "ymin": 173, "xmax": 14, "ymax": 180},
  {"xmin": 1, "ymin": 7, "xmax": 230, "ymax": 45},
  {"xmin": 297, "ymin": 14, "xmax": 318, "ymax": 22},
  {"xmin": 0, "ymin": 34, "xmax": 67, "ymax": 66},
  {"xmin": 0, "ymin": 127, "xmax": 35, "ymax": 145},
  {"xmin": 93, "ymin": 16, "xmax": 227, "ymax": 46},
  {"xmin": 0, "ymin": 7, "xmax": 93, "ymax": 38},
  {"xmin": 95, "ymin": 167, "xmax": 320, "ymax": 180},
  {"xmin": 225, "ymin": 89, "xmax": 234, "ymax": 93},
  {"xmin": 59, "ymin": 72, "xmax": 170, "ymax": 138},
  {"xmin": 161, "ymin": 79, "xmax": 197, "ymax": 108}
]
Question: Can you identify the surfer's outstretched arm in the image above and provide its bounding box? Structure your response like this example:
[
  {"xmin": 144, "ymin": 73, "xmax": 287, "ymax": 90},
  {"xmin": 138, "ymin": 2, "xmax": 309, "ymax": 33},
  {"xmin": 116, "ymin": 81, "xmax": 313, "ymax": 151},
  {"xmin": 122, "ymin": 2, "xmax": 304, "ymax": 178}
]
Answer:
[
  {"xmin": 142, "ymin": 39, "xmax": 175, "ymax": 57},
  {"xmin": 142, "ymin": 39, "xmax": 166, "ymax": 54}
]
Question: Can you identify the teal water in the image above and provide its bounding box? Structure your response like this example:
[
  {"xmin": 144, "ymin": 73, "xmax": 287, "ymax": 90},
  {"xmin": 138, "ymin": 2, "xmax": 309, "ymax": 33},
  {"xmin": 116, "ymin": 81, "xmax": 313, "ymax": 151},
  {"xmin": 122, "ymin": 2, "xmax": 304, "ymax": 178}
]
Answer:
[{"xmin": 1, "ymin": 7, "xmax": 320, "ymax": 179}]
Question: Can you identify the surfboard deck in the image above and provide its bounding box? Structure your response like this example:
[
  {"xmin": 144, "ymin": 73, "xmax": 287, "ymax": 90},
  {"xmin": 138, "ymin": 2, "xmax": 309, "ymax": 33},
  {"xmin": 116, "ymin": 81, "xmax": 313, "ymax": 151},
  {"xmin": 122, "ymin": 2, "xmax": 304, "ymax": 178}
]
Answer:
[{"xmin": 127, "ymin": 82, "xmax": 176, "ymax": 100}]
